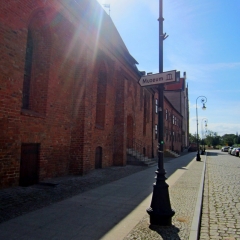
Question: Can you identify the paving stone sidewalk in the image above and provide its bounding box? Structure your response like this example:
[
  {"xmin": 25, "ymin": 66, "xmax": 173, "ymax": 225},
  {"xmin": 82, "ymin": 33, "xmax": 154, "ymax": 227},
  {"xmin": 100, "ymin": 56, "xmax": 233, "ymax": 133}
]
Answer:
[
  {"xmin": 124, "ymin": 157, "xmax": 205, "ymax": 240},
  {"xmin": 0, "ymin": 152, "xmax": 203, "ymax": 240}
]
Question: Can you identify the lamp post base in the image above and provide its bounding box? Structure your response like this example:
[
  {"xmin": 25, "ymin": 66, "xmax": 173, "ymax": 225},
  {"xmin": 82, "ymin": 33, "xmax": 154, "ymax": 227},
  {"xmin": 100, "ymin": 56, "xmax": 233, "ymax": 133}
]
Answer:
[
  {"xmin": 146, "ymin": 171, "xmax": 175, "ymax": 226},
  {"xmin": 196, "ymin": 153, "xmax": 201, "ymax": 161},
  {"xmin": 147, "ymin": 207, "xmax": 175, "ymax": 226}
]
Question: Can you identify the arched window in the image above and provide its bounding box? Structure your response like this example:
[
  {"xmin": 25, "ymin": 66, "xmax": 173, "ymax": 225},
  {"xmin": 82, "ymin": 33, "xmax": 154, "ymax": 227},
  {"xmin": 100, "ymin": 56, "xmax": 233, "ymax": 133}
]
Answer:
[
  {"xmin": 22, "ymin": 11, "xmax": 51, "ymax": 115},
  {"xmin": 96, "ymin": 61, "xmax": 107, "ymax": 128},
  {"xmin": 22, "ymin": 29, "xmax": 33, "ymax": 109}
]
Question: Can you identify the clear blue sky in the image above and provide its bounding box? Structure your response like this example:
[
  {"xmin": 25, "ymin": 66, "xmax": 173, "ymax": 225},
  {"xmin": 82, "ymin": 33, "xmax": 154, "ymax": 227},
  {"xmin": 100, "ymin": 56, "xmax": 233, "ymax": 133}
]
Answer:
[{"xmin": 97, "ymin": 0, "xmax": 240, "ymax": 136}]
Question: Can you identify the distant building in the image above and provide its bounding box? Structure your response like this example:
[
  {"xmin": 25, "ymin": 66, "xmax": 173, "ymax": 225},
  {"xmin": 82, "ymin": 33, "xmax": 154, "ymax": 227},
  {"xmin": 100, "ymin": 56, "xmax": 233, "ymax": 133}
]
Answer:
[
  {"xmin": 163, "ymin": 96, "xmax": 183, "ymax": 154},
  {"xmin": 164, "ymin": 74, "xmax": 189, "ymax": 150}
]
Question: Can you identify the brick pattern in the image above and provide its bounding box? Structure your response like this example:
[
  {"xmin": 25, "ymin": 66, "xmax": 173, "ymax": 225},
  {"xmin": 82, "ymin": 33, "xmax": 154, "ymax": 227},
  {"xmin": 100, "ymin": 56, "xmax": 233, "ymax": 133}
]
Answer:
[
  {"xmin": 164, "ymin": 97, "xmax": 183, "ymax": 153},
  {"xmin": 0, "ymin": 0, "xmax": 184, "ymax": 188}
]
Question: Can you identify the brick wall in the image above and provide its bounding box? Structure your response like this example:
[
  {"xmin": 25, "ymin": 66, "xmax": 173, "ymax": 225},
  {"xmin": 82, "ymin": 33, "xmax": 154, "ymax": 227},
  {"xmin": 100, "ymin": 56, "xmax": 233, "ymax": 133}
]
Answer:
[
  {"xmin": 0, "ymin": 0, "xmax": 156, "ymax": 188},
  {"xmin": 164, "ymin": 97, "xmax": 183, "ymax": 153}
]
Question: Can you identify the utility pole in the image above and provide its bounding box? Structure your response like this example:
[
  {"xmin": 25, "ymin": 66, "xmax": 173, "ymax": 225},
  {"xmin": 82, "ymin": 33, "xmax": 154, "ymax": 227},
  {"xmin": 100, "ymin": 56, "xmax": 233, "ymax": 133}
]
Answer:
[{"xmin": 146, "ymin": 0, "xmax": 175, "ymax": 226}]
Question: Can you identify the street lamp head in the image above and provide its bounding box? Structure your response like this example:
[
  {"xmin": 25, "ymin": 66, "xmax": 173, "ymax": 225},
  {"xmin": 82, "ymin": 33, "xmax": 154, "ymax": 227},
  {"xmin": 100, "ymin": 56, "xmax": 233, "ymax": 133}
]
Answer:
[{"xmin": 202, "ymin": 103, "xmax": 206, "ymax": 110}]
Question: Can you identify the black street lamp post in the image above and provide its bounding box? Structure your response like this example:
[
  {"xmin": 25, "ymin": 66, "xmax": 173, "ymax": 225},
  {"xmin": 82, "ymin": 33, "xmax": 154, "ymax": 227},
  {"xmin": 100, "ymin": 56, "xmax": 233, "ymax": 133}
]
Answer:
[
  {"xmin": 201, "ymin": 118, "xmax": 208, "ymax": 154},
  {"xmin": 146, "ymin": 0, "xmax": 175, "ymax": 226},
  {"xmin": 196, "ymin": 96, "xmax": 207, "ymax": 161}
]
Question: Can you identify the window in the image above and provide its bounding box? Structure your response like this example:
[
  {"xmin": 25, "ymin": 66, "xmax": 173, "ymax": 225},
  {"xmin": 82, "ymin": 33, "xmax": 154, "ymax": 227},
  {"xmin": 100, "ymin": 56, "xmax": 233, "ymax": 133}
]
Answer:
[
  {"xmin": 96, "ymin": 62, "xmax": 107, "ymax": 128},
  {"xmin": 155, "ymin": 99, "xmax": 158, "ymax": 114},
  {"xmin": 140, "ymin": 88, "xmax": 143, "ymax": 110},
  {"xmin": 166, "ymin": 129, "xmax": 168, "ymax": 141},
  {"xmin": 22, "ymin": 29, "xmax": 33, "ymax": 109},
  {"xmin": 173, "ymin": 115, "xmax": 175, "ymax": 124},
  {"xmin": 143, "ymin": 91, "xmax": 150, "ymax": 135},
  {"xmin": 22, "ymin": 11, "xmax": 50, "ymax": 115},
  {"xmin": 146, "ymin": 93, "xmax": 150, "ymax": 123},
  {"xmin": 166, "ymin": 109, "xmax": 168, "ymax": 120},
  {"xmin": 155, "ymin": 125, "xmax": 158, "ymax": 139},
  {"xmin": 143, "ymin": 93, "xmax": 146, "ymax": 135}
]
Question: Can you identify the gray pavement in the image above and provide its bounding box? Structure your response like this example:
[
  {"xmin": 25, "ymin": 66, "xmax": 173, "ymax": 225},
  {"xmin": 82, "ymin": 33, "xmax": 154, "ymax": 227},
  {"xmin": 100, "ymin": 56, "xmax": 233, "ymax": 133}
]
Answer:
[
  {"xmin": 0, "ymin": 165, "xmax": 148, "ymax": 224},
  {"xmin": 0, "ymin": 153, "xmax": 204, "ymax": 240},
  {"xmin": 124, "ymin": 153, "xmax": 205, "ymax": 240}
]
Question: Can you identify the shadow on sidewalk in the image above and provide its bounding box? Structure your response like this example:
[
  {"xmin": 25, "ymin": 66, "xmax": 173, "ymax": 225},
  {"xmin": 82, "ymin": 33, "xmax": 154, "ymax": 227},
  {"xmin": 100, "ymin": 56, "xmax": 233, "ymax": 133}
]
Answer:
[
  {"xmin": 0, "ymin": 153, "xmax": 198, "ymax": 240},
  {"xmin": 149, "ymin": 224, "xmax": 180, "ymax": 239},
  {"xmin": 207, "ymin": 152, "xmax": 218, "ymax": 156}
]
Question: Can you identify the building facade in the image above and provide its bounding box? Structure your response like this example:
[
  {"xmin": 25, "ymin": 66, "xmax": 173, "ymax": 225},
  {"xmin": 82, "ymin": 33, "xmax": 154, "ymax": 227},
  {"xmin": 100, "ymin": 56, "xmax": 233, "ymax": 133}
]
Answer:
[
  {"xmin": 0, "ymin": 0, "xmax": 188, "ymax": 189},
  {"xmin": 164, "ymin": 75, "xmax": 189, "ymax": 150},
  {"xmin": 163, "ymin": 96, "xmax": 183, "ymax": 153}
]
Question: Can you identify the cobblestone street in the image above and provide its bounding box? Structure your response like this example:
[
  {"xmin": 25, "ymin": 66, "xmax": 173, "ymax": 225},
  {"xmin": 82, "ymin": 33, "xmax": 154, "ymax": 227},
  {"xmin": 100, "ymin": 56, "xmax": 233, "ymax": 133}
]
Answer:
[{"xmin": 200, "ymin": 151, "xmax": 240, "ymax": 239}]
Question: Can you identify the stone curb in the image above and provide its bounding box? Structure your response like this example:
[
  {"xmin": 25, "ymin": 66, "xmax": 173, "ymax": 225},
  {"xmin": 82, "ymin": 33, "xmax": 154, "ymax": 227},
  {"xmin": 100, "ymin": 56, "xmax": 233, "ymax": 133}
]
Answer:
[
  {"xmin": 121, "ymin": 153, "xmax": 206, "ymax": 240},
  {"xmin": 189, "ymin": 153, "xmax": 207, "ymax": 240}
]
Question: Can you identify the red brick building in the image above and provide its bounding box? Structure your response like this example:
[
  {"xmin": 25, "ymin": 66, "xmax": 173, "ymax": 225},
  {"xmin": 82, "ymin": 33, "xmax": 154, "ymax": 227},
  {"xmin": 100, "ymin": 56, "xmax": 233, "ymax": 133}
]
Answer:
[
  {"xmin": 165, "ymin": 76, "xmax": 189, "ymax": 150},
  {"xmin": 163, "ymin": 96, "xmax": 183, "ymax": 153},
  {"xmin": 0, "ymin": 0, "xmax": 188, "ymax": 189}
]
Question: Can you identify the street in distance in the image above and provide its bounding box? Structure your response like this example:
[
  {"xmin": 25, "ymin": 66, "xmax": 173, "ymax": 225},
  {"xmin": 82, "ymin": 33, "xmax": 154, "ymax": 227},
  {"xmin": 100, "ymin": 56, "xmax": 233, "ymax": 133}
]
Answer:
[{"xmin": 138, "ymin": 70, "xmax": 179, "ymax": 87}]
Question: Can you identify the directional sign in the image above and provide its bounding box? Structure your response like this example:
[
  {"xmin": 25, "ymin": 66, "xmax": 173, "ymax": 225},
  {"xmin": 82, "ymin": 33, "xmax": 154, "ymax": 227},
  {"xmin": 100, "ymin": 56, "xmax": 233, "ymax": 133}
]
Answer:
[{"xmin": 138, "ymin": 70, "xmax": 177, "ymax": 87}]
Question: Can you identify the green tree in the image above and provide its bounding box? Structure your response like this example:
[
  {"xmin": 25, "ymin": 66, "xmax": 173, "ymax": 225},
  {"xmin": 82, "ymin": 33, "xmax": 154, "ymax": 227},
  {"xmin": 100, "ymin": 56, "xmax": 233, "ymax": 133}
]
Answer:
[
  {"xmin": 191, "ymin": 131, "xmax": 240, "ymax": 147},
  {"xmin": 221, "ymin": 134, "xmax": 236, "ymax": 146},
  {"xmin": 237, "ymin": 134, "xmax": 240, "ymax": 144},
  {"xmin": 234, "ymin": 132, "xmax": 240, "ymax": 145},
  {"xmin": 189, "ymin": 133, "xmax": 199, "ymax": 143},
  {"xmin": 205, "ymin": 130, "xmax": 220, "ymax": 148}
]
